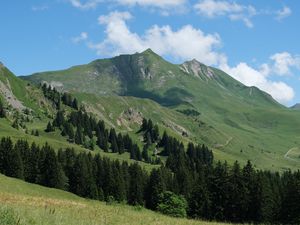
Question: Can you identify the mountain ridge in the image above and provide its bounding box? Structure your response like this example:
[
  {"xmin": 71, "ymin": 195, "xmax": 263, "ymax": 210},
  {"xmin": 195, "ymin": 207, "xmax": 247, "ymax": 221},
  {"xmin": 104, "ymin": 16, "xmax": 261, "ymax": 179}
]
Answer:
[{"xmin": 4, "ymin": 49, "xmax": 300, "ymax": 171}]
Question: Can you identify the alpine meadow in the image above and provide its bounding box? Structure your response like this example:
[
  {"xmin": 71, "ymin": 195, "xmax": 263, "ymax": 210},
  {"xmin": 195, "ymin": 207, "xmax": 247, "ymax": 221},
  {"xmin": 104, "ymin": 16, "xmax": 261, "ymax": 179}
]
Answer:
[{"xmin": 1, "ymin": 1, "xmax": 300, "ymax": 225}]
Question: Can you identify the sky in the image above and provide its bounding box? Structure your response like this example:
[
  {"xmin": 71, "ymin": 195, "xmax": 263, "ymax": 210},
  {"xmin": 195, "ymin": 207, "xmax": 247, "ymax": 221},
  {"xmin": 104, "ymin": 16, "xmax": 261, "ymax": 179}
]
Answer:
[{"xmin": 0, "ymin": 0, "xmax": 300, "ymax": 106}]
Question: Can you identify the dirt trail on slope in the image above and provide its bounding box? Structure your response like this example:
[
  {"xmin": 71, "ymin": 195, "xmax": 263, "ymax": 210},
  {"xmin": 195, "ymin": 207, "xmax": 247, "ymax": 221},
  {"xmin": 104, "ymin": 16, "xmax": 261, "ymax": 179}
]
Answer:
[
  {"xmin": 214, "ymin": 137, "xmax": 233, "ymax": 149},
  {"xmin": 284, "ymin": 147, "xmax": 300, "ymax": 162}
]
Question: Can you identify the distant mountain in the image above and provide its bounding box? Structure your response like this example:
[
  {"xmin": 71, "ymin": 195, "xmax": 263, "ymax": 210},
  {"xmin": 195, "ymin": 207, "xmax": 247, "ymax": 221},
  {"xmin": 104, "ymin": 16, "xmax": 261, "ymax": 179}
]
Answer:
[
  {"xmin": 291, "ymin": 103, "xmax": 300, "ymax": 110},
  {"xmin": 19, "ymin": 49, "xmax": 300, "ymax": 171}
]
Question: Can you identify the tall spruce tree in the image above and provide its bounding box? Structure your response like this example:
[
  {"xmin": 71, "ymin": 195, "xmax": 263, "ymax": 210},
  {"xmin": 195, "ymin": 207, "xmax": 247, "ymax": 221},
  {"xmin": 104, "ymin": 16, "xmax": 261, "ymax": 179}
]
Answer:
[{"xmin": 0, "ymin": 99, "xmax": 5, "ymax": 118}]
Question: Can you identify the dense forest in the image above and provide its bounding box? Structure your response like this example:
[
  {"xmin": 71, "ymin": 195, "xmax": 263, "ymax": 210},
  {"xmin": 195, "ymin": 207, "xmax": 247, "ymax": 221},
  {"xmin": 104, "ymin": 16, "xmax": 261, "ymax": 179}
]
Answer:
[{"xmin": 0, "ymin": 136, "xmax": 300, "ymax": 224}]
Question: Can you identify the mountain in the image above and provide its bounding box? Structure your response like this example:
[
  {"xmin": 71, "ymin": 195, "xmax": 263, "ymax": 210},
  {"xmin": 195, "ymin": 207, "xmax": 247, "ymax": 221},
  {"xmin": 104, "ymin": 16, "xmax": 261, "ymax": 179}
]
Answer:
[
  {"xmin": 291, "ymin": 103, "xmax": 300, "ymax": 110},
  {"xmin": 14, "ymin": 50, "xmax": 300, "ymax": 170}
]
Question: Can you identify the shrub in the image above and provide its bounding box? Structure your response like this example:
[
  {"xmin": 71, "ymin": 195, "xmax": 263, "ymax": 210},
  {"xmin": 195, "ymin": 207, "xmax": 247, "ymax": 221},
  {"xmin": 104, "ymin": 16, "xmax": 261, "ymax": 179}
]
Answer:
[{"xmin": 157, "ymin": 191, "xmax": 187, "ymax": 218}]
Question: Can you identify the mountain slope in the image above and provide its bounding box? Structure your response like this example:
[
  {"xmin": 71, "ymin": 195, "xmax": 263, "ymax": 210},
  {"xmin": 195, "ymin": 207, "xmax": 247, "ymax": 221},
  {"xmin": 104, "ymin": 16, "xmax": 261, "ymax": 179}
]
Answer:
[
  {"xmin": 0, "ymin": 174, "xmax": 228, "ymax": 225},
  {"xmin": 20, "ymin": 50, "xmax": 300, "ymax": 170}
]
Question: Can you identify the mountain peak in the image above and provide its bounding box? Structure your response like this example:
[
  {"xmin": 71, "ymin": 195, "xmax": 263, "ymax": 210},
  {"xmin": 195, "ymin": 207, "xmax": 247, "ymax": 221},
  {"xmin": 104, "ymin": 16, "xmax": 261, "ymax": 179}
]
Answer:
[
  {"xmin": 142, "ymin": 48, "xmax": 155, "ymax": 54},
  {"xmin": 180, "ymin": 59, "xmax": 215, "ymax": 79}
]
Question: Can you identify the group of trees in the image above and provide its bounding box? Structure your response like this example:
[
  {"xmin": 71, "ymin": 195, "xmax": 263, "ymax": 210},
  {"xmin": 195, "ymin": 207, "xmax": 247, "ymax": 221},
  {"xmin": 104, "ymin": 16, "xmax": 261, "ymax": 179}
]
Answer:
[
  {"xmin": 0, "ymin": 99, "xmax": 5, "ymax": 118},
  {"xmin": 140, "ymin": 118, "xmax": 159, "ymax": 145},
  {"xmin": 41, "ymin": 83, "xmax": 78, "ymax": 110},
  {"xmin": 0, "ymin": 136, "xmax": 300, "ymax": 224},
  {"xmin": 47, "ymin": 109, "xmax": 151, "ymax": 163}
]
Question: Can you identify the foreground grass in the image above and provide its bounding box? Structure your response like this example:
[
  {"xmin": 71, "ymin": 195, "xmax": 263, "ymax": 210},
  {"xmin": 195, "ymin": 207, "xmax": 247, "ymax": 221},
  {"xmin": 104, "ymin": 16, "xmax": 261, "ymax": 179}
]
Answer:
[{"xmin": 0, "ymin": 174, "xmax": 231, "ymax": 225}]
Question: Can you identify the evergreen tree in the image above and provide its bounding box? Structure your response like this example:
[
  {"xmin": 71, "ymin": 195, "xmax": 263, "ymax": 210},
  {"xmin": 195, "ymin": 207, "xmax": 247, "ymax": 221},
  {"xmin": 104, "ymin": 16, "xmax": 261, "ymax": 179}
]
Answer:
[
  {"xmin": 142, "ymin": 146, "xmax": 149, "ymax": 162},
  {"xmin": 141, "ymin": 118, "xmax": 148, "ymax": 131},
  {"xmin": 145, "ymin": 168, "xmax": 166, "ymax": 209},
  {"xmin": 45, "ymin": 121, "xmax": 54, "ymax": 133},
  {"xmin": 117, "ymin": 134, "xmax": 125, "ymax": 154},
  {"xmin": 0, "ymin": 137, "xmax": 24, "ymax": 179},
  {"xmin": 37, "ymin": 143, "xmax": 67, "ymax": 189},
  {"xmin": 72, "ymin": 98, "xmax": 79, "ymax": 110},
  {"xmin": 75, "ymin": 126, "xmax": 83, "ymax": 145},
  {"xmin": 0, "ymin": 99, "xmax": 5, "ymax": 118},
  {"xmin": 128, "ymin": 163, "xmax": 145, "ymax": 205}
]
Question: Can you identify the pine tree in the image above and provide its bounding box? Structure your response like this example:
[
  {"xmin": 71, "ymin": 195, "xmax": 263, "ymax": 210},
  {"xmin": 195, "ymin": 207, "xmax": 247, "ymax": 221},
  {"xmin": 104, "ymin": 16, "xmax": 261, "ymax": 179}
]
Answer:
[
  {"xmin": 142, "ymin": 146, "xmax": 149, "ymax": 162},
  {"xmin": 117, "ymin": 134, "xmax": 125, "ymax": 154},
  {"xmin": 37, "ymin": 143, "xmax": 67, "ymax": 189},
  {"xmin": 141, "ymin": 118, "xmax": 148, "ymax": 131},
  {"xmin": 151, "ymin": 125, "xmax": 159, "ymax": 142},
  {"xmin": 0, "ymin": 99, "xmax": 5, "ymax": 118},
  {"xmin": 27, "ymin": 142, "xmax": 40, "ymax": 183},
  {"xmin": 188, "ymin": 172, "xmax": 211, "ymax": 219},
  {"xmin": 75, "ymin": 126, "xmax": 83, "ymax": 145},
  {"xmin": 45, "ymin": 122, "xmax": 54, "ymax": 132},
  {"xmin": 0, "ymin": 137, "xmax": 24, "ymax": 179},
  {"xmin": 128, "ymin": 163, "xmax": 145, "ymax": 205},
  {"xmin": 145, "ymin": 168, "xmax": 166, "ymax": 209},
  {"xmin": 72, "ymin": 98, "xmax": 79, "ymax": 110}
]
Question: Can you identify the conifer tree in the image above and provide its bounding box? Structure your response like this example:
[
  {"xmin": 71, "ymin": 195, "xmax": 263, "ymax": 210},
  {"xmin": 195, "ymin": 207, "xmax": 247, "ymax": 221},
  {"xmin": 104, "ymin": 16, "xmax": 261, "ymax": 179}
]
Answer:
[
  {"xmin": 0, "ymin": 99, "xmax": 5, "ymax": 118},
  {"xmin": 75, "ymin": 126, "xmax": 83, "ymax": 145},
  {"xmin": 72, "ymin": 98, "xmax": 79, "ymax": 110},
  {"xmin": 45, "ymin": 121, "xmax": 54, "ymax": 132},
  {"xmin": 117, "ymin": 133, "xmax": 125, "ymax": 154}
]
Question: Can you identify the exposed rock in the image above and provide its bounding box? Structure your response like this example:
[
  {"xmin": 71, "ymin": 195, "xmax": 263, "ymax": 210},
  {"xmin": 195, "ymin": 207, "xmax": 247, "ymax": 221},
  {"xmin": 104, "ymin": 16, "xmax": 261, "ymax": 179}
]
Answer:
[
  {"xmin": 0, "ymin": 78, "xmax": 26, "ymax": 111},
  {"xmin": 117, "ymin": 108, "xmax": 143, "ymax": 130}
]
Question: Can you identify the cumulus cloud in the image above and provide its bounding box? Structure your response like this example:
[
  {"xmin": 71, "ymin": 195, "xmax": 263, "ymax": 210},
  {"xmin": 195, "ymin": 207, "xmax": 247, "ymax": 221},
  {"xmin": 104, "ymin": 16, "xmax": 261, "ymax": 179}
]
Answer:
[
  {"xmin": 72, "ymin": 32, "xmax": 88, "ymax": 43},
  {"xmin": 275, "ymin": 6, "xmax": 292, "ymax": 20},
  {"xmin": 89, "ymin": 11, "xmax": 225, "ymax": 65},
  {"xmin": 68, "ymin": 0, "xmax": 102, "ymax": 10},
  {"xmin": 220, "ymin": 61, "xmax": 295, "ymax": 104},
  {"xmin": 270, "ymin": 52, "xmax": 300, "ymax": 76},
  {"xmin": 194, "ymin": 0, "xmax": 256, "ymax": 28},
  {"xmin": 117, "ymin": 0, "xmax": 186, "ymax": 8},
  {"xmin": 68, "ymin": 0, "xmax": 186, "ymax": 11}
]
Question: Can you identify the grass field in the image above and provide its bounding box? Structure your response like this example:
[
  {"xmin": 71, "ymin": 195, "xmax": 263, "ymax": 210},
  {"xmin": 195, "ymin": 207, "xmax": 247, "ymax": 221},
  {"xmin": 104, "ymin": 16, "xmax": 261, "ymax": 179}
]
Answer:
[{"xmin": 0, "ymin": 174, "xmax": 233, "ymax": 225}]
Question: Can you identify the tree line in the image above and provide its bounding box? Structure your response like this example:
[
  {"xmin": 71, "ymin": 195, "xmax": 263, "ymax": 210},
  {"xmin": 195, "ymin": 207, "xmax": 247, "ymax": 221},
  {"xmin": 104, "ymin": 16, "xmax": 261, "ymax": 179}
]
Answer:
[
  {"xmin": 1, "ymin": 136, "xmax": 300, "ymax": 224},
  {"xmin": 46, "ymin": 109, "xmax": 162, "ymax": 164},
  {"xmin": 41, "ymin": 83, "xmax": 79, "ymax": 110}
]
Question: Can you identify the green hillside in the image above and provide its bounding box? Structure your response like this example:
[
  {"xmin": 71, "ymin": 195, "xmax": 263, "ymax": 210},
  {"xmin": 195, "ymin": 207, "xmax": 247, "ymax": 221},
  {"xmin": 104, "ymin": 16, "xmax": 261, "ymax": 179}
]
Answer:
[
  {"xmin": 0, "ymin": 174, "xmax": 229, "ymax": 225},
  {"xmin": 22, "ymin": 49, "xmax": 300, "ymax": 171}
]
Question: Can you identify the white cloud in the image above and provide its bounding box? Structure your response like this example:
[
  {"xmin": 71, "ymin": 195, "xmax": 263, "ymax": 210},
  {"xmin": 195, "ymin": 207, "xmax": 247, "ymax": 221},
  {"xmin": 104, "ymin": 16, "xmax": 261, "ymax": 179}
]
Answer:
[
  {"xmin": 89, "ymin": 11, "xmax": 225, "ymax": 65},
  {"xmin": 68, "ymin": 0, "xmax": 186, "ymax": 11},
  {"xmin": 72, "ymin": 32, "xmax": 88, "ymax": 43},
  {"xmin": 117, "ymin": 0, "xmax": 186, "ymax": 8},
  {"xmin": 220, "ymin": 61, "xmax": 295, "ymax": 104},
  {"xmin": 68, "ymin": 0, "xmax": 102, "ymax": 10},
  {"xmin": 194, "ymin": 0, "xmax": 256, "ymax": 28},
  {"xmin": 32, "ymin": 5, "xmax": 49, "ymax": 11},
  {"xmin": 270, "ymin": 52, "xmax": 300, "ymax": 76},
  {"xmin": 275, "ymin": 6, "xmax": 291, "ymax": 20}
]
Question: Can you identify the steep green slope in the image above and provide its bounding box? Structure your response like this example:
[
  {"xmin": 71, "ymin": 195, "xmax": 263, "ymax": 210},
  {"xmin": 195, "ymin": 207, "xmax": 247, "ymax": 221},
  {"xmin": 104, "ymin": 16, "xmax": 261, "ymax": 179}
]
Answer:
[
  {"xmin": 21, "ymin": 50, "xmax": 300, "ymax": 170},
  {"xmin": 0, "ymin": 174, "xmax": 231, "ymax": 225}
]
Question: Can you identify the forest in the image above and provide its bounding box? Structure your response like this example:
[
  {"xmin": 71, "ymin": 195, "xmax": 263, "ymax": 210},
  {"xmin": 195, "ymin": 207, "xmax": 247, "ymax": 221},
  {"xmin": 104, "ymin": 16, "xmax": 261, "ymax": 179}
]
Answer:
[{"xmin": 0, "ymin": 134, "xmax": 300, "ymax": 224}]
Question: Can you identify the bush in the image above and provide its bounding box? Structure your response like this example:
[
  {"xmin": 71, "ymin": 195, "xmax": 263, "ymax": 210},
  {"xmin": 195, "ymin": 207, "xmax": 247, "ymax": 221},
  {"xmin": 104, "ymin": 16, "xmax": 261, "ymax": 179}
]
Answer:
[{"xmin": 157, "ymin": 191, "xmax": 187, "ymax": 218}]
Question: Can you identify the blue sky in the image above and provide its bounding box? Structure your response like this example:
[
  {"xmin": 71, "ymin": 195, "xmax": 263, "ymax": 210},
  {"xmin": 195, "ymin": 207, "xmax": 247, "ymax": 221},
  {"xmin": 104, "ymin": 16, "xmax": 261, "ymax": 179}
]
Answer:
[{"xmin": 0, "ymin": 0, "xmax": 300, "ymax": 106}]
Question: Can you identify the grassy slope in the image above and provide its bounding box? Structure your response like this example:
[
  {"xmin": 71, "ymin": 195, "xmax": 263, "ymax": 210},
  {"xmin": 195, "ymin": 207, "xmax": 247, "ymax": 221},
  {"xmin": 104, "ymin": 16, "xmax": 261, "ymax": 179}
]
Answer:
[
  {"xmin": 22, "ymin": 51, "xmax": 300, "ymax": 171},
  {"xmin": 0, "ymin": 174, "xmax": 231, "ymax": 225}
]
